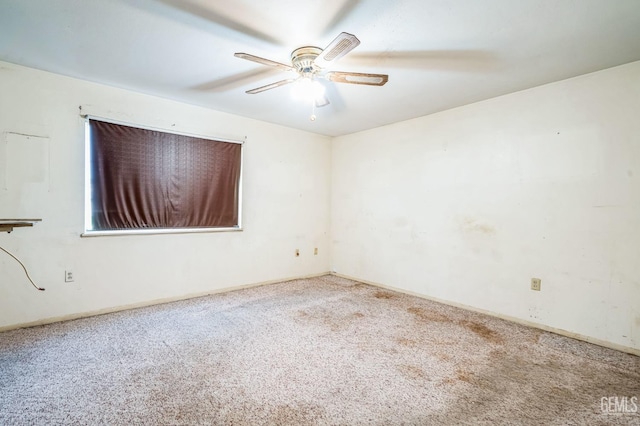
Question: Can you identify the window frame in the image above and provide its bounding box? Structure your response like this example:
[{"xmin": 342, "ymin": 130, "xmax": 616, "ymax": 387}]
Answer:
[{"xmin": 82, "ymin": 115, "xmax": 244, "ymax": 237}]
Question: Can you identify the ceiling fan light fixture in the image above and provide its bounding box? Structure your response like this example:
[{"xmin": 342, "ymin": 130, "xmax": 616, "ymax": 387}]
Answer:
[{"xmin": 292, "ymin": 77, "xmax": 325, "ymax": 103}]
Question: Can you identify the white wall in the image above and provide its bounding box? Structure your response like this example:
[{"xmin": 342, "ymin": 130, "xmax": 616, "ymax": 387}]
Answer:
[
  {"xmin": 331, "ymin": 61, "xmax": 640, "ymax": 352},
  {"xmin": 0, "ymin": 61, "xmax": 331, "ymax": 329}
]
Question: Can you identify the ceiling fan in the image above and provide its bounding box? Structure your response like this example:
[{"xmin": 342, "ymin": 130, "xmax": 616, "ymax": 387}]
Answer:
[{"xmin": 234, "ymin": 32, "xmax": 388, "ymax": 110}]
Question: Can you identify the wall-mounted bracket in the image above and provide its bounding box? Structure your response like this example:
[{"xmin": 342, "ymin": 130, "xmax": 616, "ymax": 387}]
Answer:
[
  {"xmin": 0, "ymin": 219, "xmax": 45, "ymax": 291},
  {"xmin": 0, "ymin": 219, "xmax": 42, "ymax": 233}
]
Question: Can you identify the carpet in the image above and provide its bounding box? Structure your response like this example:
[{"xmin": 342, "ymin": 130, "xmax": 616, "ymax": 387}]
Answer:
[{"xmin": 1, "ymin": 275, "xmax": 639, "ymax": 425}]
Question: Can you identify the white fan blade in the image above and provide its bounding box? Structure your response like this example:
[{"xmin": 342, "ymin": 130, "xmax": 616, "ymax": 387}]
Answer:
[
  {"xmin": 246, "ymin": 78, "xmax": 297, "ymax": 94},
  {"xmin": 315, "ymin": 32, "xmax": 360, "ymax": 66},
  {"xmin": 325, "ymin": 71, "xmax": 388, "ymax": 86},
  {"xmin": 235, "ymin": 53, "xmax": 295, "ymax": 72}
]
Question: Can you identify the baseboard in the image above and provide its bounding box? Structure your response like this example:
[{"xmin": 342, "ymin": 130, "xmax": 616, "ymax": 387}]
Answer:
[
  {"xmin": 332, "ymin": 272, "xmax": 640, "ymax": 357},
  {"xmin": 0, "ymin": 271, "xmax": 332, "ymax": 333}
]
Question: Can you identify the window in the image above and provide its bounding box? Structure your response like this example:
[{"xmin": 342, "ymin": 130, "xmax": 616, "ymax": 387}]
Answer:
[{"xmin": 84, "ymin": 118, "xmax": 242, "ymax": 235}]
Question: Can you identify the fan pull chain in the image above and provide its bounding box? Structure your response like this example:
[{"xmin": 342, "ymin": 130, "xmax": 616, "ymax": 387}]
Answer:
[{"xmin": 310, "ymin": 101, "xmax": 317, "ymax": 121}]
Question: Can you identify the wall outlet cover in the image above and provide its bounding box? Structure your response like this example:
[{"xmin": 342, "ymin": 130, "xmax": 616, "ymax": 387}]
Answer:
[{"xmin": 531, "ymin": 278, "xmax": 541, "ymax": 291}]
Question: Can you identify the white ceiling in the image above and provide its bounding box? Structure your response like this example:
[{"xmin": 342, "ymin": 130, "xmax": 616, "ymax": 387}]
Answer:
[{"xmin": 1, "ymin": 0, "xmax": 640, "ymax": 137}]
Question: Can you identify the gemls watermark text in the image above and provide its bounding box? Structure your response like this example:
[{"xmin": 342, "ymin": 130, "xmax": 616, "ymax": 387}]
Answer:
[{"xmin": 600, "ymin": 396, "xmax": 638, "ymax": 415}]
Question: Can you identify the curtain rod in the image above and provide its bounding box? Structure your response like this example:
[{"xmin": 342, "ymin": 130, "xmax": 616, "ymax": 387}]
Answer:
[{"xmin": 80, "ymin": 112, "xmax": 246, "ymax": 145}]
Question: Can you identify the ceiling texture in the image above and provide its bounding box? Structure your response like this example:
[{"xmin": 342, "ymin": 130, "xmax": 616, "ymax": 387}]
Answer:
[{"xmin": 1, "ymin": 0, "xmax": 640, "ymax": 136}]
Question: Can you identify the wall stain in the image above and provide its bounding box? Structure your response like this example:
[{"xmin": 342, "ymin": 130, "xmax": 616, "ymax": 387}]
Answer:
[{"xmin": 460, "ymin": 217, "xmax": 496, "ymax": 235}]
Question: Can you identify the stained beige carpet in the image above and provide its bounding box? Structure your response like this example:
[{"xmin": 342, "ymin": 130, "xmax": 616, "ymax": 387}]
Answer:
[{"xmin": 1, "ymin": 275, "xmax": 639, "ymax": 425}]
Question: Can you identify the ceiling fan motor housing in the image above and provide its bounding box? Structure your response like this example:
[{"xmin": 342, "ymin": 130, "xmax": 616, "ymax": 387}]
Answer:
[{"xmin": 291, "ymin": 46, "xmax": 322, "ymax": 75}]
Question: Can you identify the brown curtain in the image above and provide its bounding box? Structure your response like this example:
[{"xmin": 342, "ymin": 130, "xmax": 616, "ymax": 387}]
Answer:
[{"xmin": 90, "ymin": 120, "xmax": 241, "ymax": 230}]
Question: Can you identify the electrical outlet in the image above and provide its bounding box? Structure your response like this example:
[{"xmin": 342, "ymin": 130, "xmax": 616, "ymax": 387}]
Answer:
[
  {"xmin": 531, "ymin": 278, "xmax": 541, "ymax": 291},
  {"xmin": 314, "ymin": 247, "xmax": 318, "ymax": 255},
  {"xmin": 65, "ymin": 270, "xmax": 74, "ymax": 283},
  {"xmin": 295, "ymin": 249, "xmax": 300, "ymax": 257}
]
